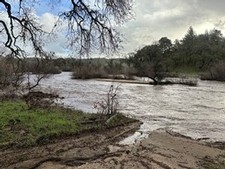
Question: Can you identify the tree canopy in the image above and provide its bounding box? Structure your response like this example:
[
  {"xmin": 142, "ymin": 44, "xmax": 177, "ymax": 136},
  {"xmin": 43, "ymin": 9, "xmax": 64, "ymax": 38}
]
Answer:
[{"xmin": 129, "ymin": 27, "xmax": 225, "ymax": 82}]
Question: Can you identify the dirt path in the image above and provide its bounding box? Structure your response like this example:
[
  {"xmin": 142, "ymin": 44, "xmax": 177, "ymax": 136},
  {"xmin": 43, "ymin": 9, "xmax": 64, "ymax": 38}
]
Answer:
[{"xmin": 1, "ymin": 125, "xmax": 225, "ymax": 169}]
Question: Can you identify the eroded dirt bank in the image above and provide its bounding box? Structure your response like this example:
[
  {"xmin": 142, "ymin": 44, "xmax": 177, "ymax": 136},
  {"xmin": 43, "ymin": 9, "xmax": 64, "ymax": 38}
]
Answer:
[
  {"xmin": 1, "ymin": 125, "xmax": 225, "ymax": 169},
  {"xmin": 0, "ymin": 122, "xmax": 140, "ymax": 169},
  {"xmin": 38, "ymin": 130, "xmax": 225, "ymax": 169}
]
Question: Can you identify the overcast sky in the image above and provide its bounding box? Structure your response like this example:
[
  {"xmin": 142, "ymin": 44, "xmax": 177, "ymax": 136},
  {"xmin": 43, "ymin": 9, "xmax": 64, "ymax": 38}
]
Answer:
[
  {"xmin": 2, "ymin": 0, "xmax": 225, "ymax": 57},
  {"xmin": 120, "ymin": 0, "xmax": 225, "ymax": 54}
]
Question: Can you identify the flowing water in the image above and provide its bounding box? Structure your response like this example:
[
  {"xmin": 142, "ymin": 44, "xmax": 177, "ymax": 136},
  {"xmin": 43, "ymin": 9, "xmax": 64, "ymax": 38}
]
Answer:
[{"xmin": 39, "ymin": 72, "xmax": 225, "ymax": 143}]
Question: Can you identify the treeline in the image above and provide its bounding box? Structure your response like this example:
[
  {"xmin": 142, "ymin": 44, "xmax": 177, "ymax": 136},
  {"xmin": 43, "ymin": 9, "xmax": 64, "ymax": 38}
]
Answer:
[
  {"xmin": 128, "ymin": 27, "xmax": 225, "ymax": 83},
  {"xmin": 72, "ymin": 27, "xmax": 225, "ymax": 83},
  {"xmin": 1, "ymin": 26, "xmax": 225, "ymax": 88},
  {"xmin": 72, "ymin": 58, "xmax": 136, "ymax": 79}
]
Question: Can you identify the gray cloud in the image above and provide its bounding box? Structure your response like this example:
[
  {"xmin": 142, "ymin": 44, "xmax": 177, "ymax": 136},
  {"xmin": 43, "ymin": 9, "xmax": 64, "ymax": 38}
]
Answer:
[
  {"xmin": 119, "ymin": 0, "xmax": 225, "ymax": 54},
  {"xmin": 2, "ymin": 1, "xmax": 225, "ymax": 57}
]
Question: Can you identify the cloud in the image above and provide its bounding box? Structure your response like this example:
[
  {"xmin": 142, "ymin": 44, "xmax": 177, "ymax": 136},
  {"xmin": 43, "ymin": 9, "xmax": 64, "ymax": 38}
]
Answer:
[
  {"xmin": 2, "ymin": 0, "xmax": 225, "ymax": 57},
  {"xmin": 119, "ymin": 0, "xmax": 225, "ymax": 54},
  {"xmin": 38, "ymin": 12, "xmax": 69, "ymax": 56},
  {"xmin": 40, "ymin": 13, "xmax": 58, "ymax": 32}
]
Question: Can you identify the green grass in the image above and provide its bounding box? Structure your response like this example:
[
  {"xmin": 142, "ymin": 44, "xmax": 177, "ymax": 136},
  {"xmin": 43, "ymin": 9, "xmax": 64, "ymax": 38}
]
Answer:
[
  {"xmin": 0, "ymin": 101, "xmax": 103, "ymax": 147},
  {"xmin": 0, "ymin": 100, "xmax": 137, "ymax": 148}
]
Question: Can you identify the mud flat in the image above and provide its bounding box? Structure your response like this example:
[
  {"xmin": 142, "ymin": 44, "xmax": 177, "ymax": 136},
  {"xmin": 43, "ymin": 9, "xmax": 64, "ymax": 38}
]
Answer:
[
  {"xmin": 2, "ymin": 126, "xmax": 225, "ymax": 169},
  {"xmin": 0, "ymin": 121, "xmax": 140, "ymax": 169},
  {"xmin": 65, "ymin": 129, "xmax": 225, "ymax": 169}
]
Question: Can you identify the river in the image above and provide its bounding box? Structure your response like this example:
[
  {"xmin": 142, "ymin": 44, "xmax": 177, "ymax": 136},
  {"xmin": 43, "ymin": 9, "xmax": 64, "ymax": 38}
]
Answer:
[{"xmin": 39, "ymin": 72, "xmax": 225, "ymax": 143}]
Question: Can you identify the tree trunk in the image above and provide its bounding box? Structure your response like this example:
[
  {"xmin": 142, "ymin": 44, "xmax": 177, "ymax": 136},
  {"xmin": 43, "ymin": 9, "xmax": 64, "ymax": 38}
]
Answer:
[{"xmin": 148, "ymin": 76, "xmax": 158, "ymax": 85}]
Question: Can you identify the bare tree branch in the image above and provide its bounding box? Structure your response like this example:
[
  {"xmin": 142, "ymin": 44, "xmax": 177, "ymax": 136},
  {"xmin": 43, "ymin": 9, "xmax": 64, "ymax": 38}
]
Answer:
[{"xmin": 0, "ymin": 0, "xmax": 133, "ymax": 57}]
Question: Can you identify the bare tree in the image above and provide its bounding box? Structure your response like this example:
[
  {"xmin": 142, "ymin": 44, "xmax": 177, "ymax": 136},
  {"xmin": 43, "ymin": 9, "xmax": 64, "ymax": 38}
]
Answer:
[
  {"xmin": 94, "ymin": 84, "xmax": 120, "ymax": 116},
  {"xmin": 0, "ymin": 0, "xmax": 46, "ymax": 59},
  {"xmin": 0, "ymin": 0, "xmax": 133, "ymax": 92},
  {"xmin": 0, "ymin": 0, "xmax": 133, "ymax": 57}
]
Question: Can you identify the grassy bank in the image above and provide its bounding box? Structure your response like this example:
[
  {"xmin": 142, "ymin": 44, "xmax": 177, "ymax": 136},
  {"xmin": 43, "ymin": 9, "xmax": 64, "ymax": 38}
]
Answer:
[{"xmin": 0, "ymin": 100, "xmax": 136, "ymax": 148}]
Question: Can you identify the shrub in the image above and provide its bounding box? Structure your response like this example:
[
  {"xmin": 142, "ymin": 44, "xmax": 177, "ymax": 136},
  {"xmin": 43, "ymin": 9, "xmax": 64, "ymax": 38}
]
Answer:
[
  {"xmin": 73, "ymin": 61, "xmax": 107, "ymax": 79},
  {"xmin": 0, "ymin": 57, "xmax": 24, "ymax": 89},
  {"xmin": 94, "ymin": 84, "xmax": 120, "ymax": 116},
  {"xmin": 201, "ymin": 61, "xmax": 225, "ymax": 81}
]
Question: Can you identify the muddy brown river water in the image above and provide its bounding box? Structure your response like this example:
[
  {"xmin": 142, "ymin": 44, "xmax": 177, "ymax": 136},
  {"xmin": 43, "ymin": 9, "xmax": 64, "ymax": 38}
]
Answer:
[{"xmin": 38, "ymin": 72, "xmax": 225, "ymax": 143}]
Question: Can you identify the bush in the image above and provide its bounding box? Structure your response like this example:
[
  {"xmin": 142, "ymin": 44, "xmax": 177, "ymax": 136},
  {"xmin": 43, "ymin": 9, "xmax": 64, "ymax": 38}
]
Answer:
[
  {"xmin": 72, "ymin": 61, "xmax": 107, "ymax": 79},
  {"xmin": 0, "ymin": 57, "xmax": 24, "ymax": 89},
  {"xmin": 94, "ymin": 84, "xmax": 120, "ymax": 116},
  {"xmin": 25, "ymin": 58, "xmax": 61, "ymax": 75},
  {"xmin": 201, "ymin": 61, "xmax": 225, "ymax": 81}
]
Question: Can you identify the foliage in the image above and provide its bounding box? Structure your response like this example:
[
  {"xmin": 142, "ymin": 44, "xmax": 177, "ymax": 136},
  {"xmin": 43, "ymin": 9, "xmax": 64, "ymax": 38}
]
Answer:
[
  {"xmin": 66, "ymin": 26, "xmax": 225, "ymax": 83},
  {"xmin": 201, "ymin": 61, "xmax": 225, "ymax": 81},
  {"xmin": 105, "ymin": 113, "xmax": 135, "ymax": 127},
  {"xmin": 128, "ymin": 27, "xmax": 225, "ymax": 82},
  {"xmin": 25, "ymin": 57, "xmax": 61, "ymax": 75},
  {"xmin": 0, "ymin": 53, "xmax": 63, "ymax": 91},
  {"xmin": 72, "ymin": 58, "xmax": 136, "ymax": 79},
  {"xmin": 171, "ymin": 27, "xmax": 225, "ymax": 71},
  {"xmin": 131, "ymin": 41, "xmax": 170, "ymax": 84},
  {"xmin": 24, "ymin": 56, "xmax": 61, "ymax": 91},
  {"xmin": 73, "ymin": 59, "xmax": 107, "ymax": 79},
  {"xmin": 53, "ymin": 57, "xmax": 76, "ymax": 72}
]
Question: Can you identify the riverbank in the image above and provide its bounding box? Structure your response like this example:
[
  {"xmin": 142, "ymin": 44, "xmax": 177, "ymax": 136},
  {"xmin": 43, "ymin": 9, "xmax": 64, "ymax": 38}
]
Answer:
[
  {"xmin": 0, "ymin": 99, "xmax": 140, "ymax": 168},
  {"xmin": 3, "ymin": 128, "xmax": 224, "ymax": 169},
  {"xmin": 0, "ymin": 122, "xmax": 141, "ymax": 169},
  {"xmin": 1, "ymin": 101, "xmax": 225, "ymax": 168},
  {"xmin": 0, "ymin": 100, "xmax": 139, "ymax": 148},
  {"xmin": 37, "ymin": 130, "xmax": 225, "ymax": 169}
]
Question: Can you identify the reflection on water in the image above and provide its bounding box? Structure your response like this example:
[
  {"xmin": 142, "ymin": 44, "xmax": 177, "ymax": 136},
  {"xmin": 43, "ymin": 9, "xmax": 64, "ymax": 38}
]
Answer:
[{"xmin": 39, "ymin": 72, "xmax": 225, "ymax": 143}]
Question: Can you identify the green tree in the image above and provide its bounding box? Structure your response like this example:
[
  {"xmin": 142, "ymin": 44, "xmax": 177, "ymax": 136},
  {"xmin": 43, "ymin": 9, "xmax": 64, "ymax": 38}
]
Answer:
[
  {"xmin": 181, "ymin": 26, "xmax": 197, "ymax": 65},
  {"xmin": 209, "ymin": 29, "xmax": 223, "ymax": 45},
  {"xmin": 158, "ymin": 37, "xmax": 172, "ymax": 55},
  {"xmin": 131, "ymin": 44, "xmax": 166, "ymax": 84}
]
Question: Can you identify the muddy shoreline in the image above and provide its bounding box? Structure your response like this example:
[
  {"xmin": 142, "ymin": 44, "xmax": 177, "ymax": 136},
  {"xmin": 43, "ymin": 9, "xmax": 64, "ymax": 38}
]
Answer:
[
  {"xmin": 1, "ymin": 121, "xmax": 225, "ymax": 169},
  {"xmin": 0, "ymin": 121, "xmax": 141, "ymax": 169}
]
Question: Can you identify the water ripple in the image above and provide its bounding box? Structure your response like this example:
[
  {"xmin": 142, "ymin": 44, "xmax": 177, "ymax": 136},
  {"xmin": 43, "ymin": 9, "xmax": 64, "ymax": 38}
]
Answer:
[{"xmin": 39, "ymin": 72, "xmax": 225, "ymax": 142}]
